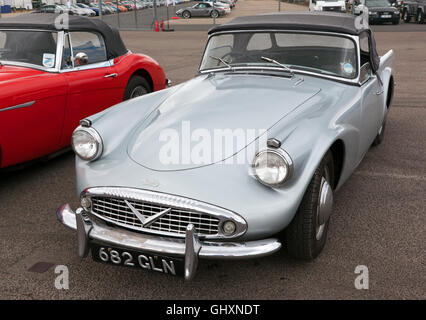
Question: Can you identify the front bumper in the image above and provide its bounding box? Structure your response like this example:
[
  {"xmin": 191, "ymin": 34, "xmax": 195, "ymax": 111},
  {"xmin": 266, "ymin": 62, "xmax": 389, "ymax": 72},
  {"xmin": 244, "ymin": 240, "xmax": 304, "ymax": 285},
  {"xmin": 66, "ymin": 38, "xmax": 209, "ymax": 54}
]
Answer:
[
  {"xmin": 57, "ymin": 204, "xmax": 282, "ymax": 280},
  {"xmin": 369, "ymin": 14, "xmax": 400, "ymax": 23}
]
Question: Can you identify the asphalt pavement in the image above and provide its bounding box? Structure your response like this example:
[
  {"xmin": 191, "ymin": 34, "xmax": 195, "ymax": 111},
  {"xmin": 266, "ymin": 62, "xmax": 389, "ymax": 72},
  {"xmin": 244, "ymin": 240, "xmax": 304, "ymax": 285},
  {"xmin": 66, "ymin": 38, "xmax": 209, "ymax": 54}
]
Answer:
[{"xmin": 0, "ymin": 3, "xmax": 425, "ymax": 300}]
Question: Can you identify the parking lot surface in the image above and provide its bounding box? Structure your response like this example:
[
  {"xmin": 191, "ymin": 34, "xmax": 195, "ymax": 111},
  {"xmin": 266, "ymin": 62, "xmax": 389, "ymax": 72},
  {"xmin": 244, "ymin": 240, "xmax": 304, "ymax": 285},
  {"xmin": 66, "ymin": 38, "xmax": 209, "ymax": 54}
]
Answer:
[{"xmin": 0, "ymin": 2, "xmax": 425, "ymax": 300}]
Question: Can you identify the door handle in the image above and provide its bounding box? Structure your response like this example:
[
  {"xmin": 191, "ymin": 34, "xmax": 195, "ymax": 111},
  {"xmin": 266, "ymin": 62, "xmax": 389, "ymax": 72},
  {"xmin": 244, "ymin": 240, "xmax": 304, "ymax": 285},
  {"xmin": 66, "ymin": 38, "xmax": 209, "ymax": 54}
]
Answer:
[{"xmin": 104, "ymin": 73, "xmax": 118, "ymax": 78}]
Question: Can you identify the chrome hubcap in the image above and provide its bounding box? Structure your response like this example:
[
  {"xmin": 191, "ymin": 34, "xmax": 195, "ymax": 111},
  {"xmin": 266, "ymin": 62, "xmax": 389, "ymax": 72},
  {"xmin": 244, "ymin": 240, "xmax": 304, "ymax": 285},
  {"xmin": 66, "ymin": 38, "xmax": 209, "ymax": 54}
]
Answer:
[
  {"xmin": 130, "ymin": 86, "xmax": 148, "ymax": 99},
  {"xmin": 316, "ymin": 173, "xmax": 333, "ymax": 240}
]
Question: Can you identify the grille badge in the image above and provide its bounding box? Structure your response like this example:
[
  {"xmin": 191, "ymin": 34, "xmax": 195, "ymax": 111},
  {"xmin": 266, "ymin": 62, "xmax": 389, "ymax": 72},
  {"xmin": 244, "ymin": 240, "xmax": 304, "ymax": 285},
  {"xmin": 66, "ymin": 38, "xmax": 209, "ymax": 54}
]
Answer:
[{"xmin": 124, "ymin": 199, "xmax": 171, "ymax": 227}]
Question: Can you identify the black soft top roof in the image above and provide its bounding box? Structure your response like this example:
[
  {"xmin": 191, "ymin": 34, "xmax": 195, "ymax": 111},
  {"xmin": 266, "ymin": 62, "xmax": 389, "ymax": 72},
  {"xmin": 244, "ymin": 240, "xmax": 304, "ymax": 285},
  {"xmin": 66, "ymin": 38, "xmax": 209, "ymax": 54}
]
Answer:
[
  {"xmin": 209, "ymin": 12, "xmax": 369, "ymax": 35},
  {"xmin": 0, "ymin": 13, "xmax": 127, "ymax": 59},
  {"xmin": 209, "ymin": 12, "xmax": 380, "ymax": 73}
]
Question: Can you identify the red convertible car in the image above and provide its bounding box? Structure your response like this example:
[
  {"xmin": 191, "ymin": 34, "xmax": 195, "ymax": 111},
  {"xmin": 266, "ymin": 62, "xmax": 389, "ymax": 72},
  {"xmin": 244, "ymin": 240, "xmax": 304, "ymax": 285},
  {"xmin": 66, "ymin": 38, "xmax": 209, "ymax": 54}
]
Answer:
[{"xmin": 0, "ymin": 14, "xmax": 167, "ymax": 168}]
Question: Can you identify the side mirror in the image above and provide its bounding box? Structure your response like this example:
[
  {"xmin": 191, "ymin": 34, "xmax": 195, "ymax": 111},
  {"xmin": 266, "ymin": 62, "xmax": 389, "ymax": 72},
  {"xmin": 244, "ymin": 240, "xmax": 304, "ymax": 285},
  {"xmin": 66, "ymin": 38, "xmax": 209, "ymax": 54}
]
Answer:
[{"xmin": 74, "ymin": 52, "xmax": 88, "ymax": 66}]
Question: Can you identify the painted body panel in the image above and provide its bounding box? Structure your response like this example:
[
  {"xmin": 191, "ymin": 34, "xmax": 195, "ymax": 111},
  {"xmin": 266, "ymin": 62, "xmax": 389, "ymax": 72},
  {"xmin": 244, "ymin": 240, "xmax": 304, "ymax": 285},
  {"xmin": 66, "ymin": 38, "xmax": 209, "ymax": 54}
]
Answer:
[
  {"xmin": 74, "ymin": 49, "xmax": 394, "ymax": 240},
  {"xmin": 0, "ymin": 36, "xmax": 166, "ymax": 168}
]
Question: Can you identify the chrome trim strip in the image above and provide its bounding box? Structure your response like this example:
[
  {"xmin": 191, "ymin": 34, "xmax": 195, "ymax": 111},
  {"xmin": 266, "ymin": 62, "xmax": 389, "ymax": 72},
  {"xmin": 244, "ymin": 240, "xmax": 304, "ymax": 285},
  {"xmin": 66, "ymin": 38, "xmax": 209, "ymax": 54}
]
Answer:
[
  {"xmin": 59, "ymin": 60, "xmax": 112, "ymax": 73},
  {"xmin": 55, "ymin": 31, "xmax": 65, "ymax": 72},
  {"xmin": 0, "ymin": 100, "xmax": 35, "ymax": 112},
  {"xmin": 0, "ymin": 60, "xmax": 57, "ymax": 73},
  {"xmin": 81, "ymin": 186, "xmax": 247, "ymax": 240},
  {"xmin": 56, "ymin": 203, "xmax": 282, "ymax": 280}
]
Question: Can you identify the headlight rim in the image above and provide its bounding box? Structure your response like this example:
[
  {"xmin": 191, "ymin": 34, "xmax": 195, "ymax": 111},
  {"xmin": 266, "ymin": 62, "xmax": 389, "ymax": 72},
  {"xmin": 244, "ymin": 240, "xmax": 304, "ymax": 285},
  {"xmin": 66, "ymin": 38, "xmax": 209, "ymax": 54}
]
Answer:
[
  {"xmin": 252, "ymin": 148, "xmax": 294, "ymax": 188},
  {"xmin": 71, "ymin": 127, "xmax": 103, "ymax": 162}
]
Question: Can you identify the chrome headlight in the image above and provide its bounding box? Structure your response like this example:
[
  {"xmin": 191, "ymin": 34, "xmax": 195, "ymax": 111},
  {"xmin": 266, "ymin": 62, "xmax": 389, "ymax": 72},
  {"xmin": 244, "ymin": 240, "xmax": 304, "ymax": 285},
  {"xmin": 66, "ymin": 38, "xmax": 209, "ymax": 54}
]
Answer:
[
  {"xmin": 71, "ymin": 127, "xmax": 103, "ymax": 161},
  {"xmin": 252, "ymin": 148, "xmax": 293, "ymax": 187}
]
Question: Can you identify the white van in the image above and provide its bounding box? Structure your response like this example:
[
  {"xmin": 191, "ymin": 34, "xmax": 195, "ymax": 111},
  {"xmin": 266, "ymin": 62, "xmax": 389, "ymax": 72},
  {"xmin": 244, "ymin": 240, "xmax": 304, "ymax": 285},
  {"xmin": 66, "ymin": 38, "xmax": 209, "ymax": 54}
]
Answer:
[{"xmin": 309, "ymin": 0, "xmax": 347, "ymax": 13}]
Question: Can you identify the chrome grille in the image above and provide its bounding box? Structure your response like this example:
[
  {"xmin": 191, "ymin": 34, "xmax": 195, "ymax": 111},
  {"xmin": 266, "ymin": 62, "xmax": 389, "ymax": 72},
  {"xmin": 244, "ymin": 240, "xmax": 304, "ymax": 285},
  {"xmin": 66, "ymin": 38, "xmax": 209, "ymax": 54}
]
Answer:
[{"xmin": 91, "ymin": 196, "xmax": 220, "ymax": 236}]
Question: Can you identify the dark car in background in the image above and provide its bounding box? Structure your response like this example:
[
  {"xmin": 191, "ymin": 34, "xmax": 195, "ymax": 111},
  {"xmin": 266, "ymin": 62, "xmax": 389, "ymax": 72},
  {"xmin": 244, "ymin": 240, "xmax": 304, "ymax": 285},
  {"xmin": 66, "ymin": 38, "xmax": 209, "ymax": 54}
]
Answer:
[
  {"xmin": 365, "ymin": 0, "xmax": 401, "ymax": 24},
  {"xmin": 402, "ymin": 0, "xmax": 426, "ymax": 23}
]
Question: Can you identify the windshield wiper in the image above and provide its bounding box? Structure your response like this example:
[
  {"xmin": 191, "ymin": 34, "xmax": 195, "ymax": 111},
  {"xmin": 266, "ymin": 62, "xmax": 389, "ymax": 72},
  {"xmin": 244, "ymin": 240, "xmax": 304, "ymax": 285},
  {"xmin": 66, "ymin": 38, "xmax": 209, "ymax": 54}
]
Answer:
[
  {"xmin": 209, "ymin": 55, "xmax": 233, "ymax": 70},
  {"xmin": 261, "ymin": 56, "xmax": 294, "ymax": 77}
]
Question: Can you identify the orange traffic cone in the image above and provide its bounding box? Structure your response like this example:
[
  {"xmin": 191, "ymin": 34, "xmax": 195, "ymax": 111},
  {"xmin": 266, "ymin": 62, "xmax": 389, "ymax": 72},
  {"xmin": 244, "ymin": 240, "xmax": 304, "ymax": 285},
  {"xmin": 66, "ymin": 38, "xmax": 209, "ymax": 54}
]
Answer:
[
  {"xmin": 154, "ymin": 20, "xmax": 159, "ymax": 32},
  {"xmin": 161, "ymin": 20, "xmax": 165, "ymax": 32}
]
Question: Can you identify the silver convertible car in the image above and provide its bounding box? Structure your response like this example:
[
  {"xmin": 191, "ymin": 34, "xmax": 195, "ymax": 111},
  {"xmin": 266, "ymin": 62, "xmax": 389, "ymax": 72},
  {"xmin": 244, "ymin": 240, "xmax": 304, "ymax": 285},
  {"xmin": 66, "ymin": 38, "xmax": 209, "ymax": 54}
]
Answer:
[{"xmin": 57, "ymin": 13, "xmax": 395, "ymax": 280}]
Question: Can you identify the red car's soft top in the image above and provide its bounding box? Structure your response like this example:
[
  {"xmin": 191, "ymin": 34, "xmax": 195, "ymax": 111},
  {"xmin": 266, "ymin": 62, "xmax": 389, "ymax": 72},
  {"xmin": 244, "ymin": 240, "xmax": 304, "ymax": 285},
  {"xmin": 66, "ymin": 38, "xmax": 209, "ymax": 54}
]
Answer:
[{"xmin": 0, "ymin": 13, "xmax": 128, "ymax": 60}]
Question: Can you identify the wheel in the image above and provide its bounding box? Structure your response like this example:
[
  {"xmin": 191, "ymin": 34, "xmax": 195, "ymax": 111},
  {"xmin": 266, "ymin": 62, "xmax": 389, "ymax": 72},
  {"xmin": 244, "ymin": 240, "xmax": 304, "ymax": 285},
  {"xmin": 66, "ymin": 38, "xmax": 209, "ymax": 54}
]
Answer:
[
  {"xmin": 392, "ymin": 18, "xmax": 400, "ymax": 25},
  {"xmin": 182, "ymin": 10, "xmax": 191, "ymax": 19},
  {"xmin": 403, "ymin": 9, "xmax": 410, "ymax": 22},
  {"xmin": 123, "ymin": 76, "xmax": 151, "ymax": 101},
  {"xmin": 372, "ymin": 119, "xmax": 387, "ymax": 146},
  {"xmin": 210, "ymin": 10, "xmax": 219, "ymax": 18},
  {"xmin": 285, "ymin": 151, "xmax": 335, "ymax": 260},
  {"xmin": 417, "ymin": 10, "xmax": 425, "ymax": 24}
]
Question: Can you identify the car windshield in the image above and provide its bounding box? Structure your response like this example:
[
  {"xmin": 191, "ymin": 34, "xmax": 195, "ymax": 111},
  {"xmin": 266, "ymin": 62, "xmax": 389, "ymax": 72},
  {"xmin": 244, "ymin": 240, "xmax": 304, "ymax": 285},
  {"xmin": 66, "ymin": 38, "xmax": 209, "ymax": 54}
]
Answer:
[
  {"xmin": 365, "ymin": 0, "xmax": 391, "ymax": 7},
  {"xmin": 0, "ymin": 30, "xmax": 58, "ymax": 68},
  {"xmin": 200, "ymin": 32, "xmax": 358, "ymax": 79}
]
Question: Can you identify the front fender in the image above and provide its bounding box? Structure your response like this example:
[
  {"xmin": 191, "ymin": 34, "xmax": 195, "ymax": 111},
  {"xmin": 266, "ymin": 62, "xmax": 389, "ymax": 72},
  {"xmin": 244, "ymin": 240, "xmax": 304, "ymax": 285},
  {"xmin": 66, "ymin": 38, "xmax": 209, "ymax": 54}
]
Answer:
[{"xmin": 80, "ymin": 84, "xmax": 182, "ymax": 159}]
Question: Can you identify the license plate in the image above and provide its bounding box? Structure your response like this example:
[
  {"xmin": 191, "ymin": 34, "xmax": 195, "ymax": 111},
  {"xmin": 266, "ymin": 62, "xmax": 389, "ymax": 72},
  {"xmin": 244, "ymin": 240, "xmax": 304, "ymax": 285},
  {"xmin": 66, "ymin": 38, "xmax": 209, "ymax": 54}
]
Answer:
[
  {"xmin": 91, "ymin": 244, "xmax": 184, "ymax": 277},
  {"xmin": 381, "ymin": 14, "xmax": 391, "ymax": 18}
]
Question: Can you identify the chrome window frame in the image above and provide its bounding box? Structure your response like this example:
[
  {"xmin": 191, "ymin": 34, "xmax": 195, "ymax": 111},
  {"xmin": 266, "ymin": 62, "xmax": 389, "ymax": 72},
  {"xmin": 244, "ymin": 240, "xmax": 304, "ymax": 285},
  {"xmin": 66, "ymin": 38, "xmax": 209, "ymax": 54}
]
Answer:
[
  {"xmin": 60, "ymin": 30, "xmax": 111, "ymax": 74},
  {"xmin": 199, "ymin": 30, "xmax": 362, "ymax": 86}
]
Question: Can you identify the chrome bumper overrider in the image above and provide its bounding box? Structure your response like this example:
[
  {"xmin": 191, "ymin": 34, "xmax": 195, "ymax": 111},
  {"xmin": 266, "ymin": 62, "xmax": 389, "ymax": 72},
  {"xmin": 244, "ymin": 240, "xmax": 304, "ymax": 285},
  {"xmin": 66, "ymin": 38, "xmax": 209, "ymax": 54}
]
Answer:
[{"xmin": 57, "ymin": 204, "xmax": 282, "ymax": 280}]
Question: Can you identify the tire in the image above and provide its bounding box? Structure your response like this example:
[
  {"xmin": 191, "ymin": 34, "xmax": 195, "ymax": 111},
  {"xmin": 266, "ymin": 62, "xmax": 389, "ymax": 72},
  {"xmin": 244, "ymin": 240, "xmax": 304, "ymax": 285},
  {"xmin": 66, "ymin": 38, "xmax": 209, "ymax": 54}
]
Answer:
[
  {"xmin": 417, "ymin": 10, "xmax": 425, "ymax": 24},
  {"xmin": 392, "ymin": 18, "xmax": 400, "ymax": 25},
  {"xmin": 372, "ymin": 119, "xmax": 386, "ymax": 146},
  {"xmin": 182, "ymin": 10, "xmax": 191, "ymax": 19},
  {"xmin": 210, "ymin": 10, "xmax": 219, "ymax": 18},
  {"xmin": 123, "ymin": 76, "xmax": 151, "ymax": 101},
  {"xmin": 403, "ymin": 9, "xmax": 410, "ymax": 22},
  {"xmin": 285, "ymin": 151, "xmax": 335, "ymax": 261}
]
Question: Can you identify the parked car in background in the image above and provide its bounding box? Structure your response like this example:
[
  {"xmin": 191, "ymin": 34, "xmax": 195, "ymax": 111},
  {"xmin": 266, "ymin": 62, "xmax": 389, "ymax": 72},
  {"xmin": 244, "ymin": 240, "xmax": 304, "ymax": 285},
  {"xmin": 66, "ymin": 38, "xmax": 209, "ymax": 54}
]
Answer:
[
  {"xmin": 0, "ymin": 14, "xmax": 167, "ymax": 169},
  {"xmin": 71, "ymin": 4, "xmax": 96, "ymax": 16},
  {"xmin": 78, "ymin": 3, "xmax": 100, "ymax": 16},
  {"xmin": 212, "ymin": 2, "xmax": 232, "ymax": 13},
  {"xmin": 57, "ymin": 12, "xmax": 395, "ymax": 281},
  {"xmin": 362, "ymin": 0, "xmax": 401, "ymax": 24},
  {"xmin": 194, "ymin": 0, "xmax": 236, "ymax": 8},
  {"xmin": 88, "ymin": 3, "xmax": 110, "ymax": 15},
  {"xmin": 176, "ymin": 2, "xmax": 226, "ymax": 18},
  {"xmin": 55, "ymin": 4, "xmax": 79, "ymax": 15},
  {"xmin": 309, "ymin": 0, "xmax": 347, "ymax": 12},
  {"xmin": 35, "ymin": 4, "xmax": 66, "ymax": 13},
  {"xmin": 402, "ymin": 0, "xmax": 426, "ymax": 23}
]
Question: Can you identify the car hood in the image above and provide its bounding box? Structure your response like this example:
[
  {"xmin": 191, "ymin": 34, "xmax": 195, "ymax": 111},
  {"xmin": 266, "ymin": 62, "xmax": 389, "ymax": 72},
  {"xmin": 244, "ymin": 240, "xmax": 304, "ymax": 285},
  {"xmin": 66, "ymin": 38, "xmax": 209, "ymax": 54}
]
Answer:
[
  {"xmin": 0, "ymin": 64, "xmax": 45, "ymax": 84},
  {"xmin": 127, "ymin": 73, "xmax": 320, "ymax": 171}
]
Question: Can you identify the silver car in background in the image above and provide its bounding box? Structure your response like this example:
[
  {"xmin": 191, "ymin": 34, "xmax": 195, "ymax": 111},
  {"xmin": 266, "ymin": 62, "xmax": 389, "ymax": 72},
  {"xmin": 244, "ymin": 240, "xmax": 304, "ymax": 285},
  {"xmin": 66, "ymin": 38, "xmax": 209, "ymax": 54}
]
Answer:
[{"xmin": 57, "ymin": 12, "xmax": 395, "ymax": 280}]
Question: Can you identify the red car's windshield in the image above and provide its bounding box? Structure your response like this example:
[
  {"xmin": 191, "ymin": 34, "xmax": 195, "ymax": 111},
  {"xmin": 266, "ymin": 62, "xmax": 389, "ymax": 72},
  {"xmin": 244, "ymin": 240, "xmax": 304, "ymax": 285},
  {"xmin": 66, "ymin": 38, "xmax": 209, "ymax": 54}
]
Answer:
[{"xmin": 0, "ymin": 30, "xmax": 58, "ymax": 68}]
